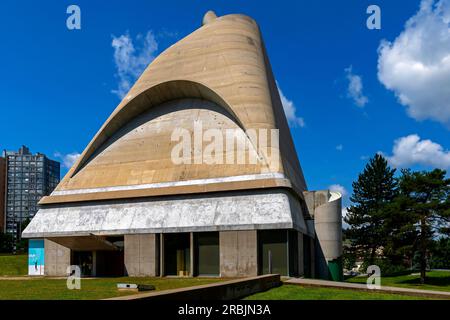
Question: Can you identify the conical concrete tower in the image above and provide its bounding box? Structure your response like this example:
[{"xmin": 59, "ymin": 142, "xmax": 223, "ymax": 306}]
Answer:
[{"xmin": 23, "ymin": 11, "xmax": 341, "ymax": 280}]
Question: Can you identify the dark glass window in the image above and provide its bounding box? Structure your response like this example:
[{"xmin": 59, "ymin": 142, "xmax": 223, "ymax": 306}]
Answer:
[
  {"xmin": 259, "ymin": 230, "xmax": 288, "ymax": 276},
  {"xmin": 195, "ymin": 232, "xmax": 220, "ymax": 276}
]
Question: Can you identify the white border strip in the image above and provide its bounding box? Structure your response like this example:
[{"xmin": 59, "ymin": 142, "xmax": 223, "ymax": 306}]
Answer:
[{"xmin": 52, "ymin": 173, "xmax": 288, "ymax": 196}]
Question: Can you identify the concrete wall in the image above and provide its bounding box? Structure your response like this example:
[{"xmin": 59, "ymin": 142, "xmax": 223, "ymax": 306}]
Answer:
[
  {"xmin": 107, "ymin": 274, "xmax": 281, "ymax": 301},
  {"xmin": 219, "ymin": 230, "xmax": 258, "ymax": 277},
  {"xmin": 314, "ymin": 194, "xmax": 342, "ymax": 280},
  {"xmin": 44, "ymin": 239, "xmax": 70, "ymax": 276},
  {"xmin": 124, "ymin": 234, "xmax": 159, "ymax": 277},
  {"xmin": 303, "ymin": 190, "xmax": 342, "ymax": 280}
]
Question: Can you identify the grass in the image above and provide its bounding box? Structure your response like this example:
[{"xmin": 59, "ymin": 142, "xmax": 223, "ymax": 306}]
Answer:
[
  {"xmin": 0, "ymin": 277, "xmax": 225, "ymax": 300},
  {"xmin": 0, "ymin": 254, "xmax": 225, "ymax": 300},
  {"xmin": 245, "ymin": 284, "xmax": 426, "ymax": 300},
  {"xmin": 346, "ymin": 271, "xmax": 450, "ymax": 292},
  {"xmin": 0, "ymin": 254, "xmax": 27, "ymax": 276}
]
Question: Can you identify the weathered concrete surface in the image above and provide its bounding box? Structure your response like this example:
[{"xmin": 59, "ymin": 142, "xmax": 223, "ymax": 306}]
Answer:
[
  {"xmin": 314, "ymin": 192, "xmax": 342, "ymax": 260},
  {"xmin": 286, "ymin": 278, "xmax": 450, "ymax": 300},
  {"xmin": 44, "ymin": 239, "xmax": 70, "ymax": 277},
  {"xmin": 124, "ymin": 234, "xmax": 159, "ymax": 277},
  {"xmin": 220, "ymin": 230, "xmax": 258, "ymax": 277},
  {"xmin": 57, "ymin": 12, "xmax": 306, "ymax": 195},
  {"xmin": 23, "ymin": 190, "xmax": 307, "ymax": 238},
  {"xmin": 105, "ymin": 274, "xmax": 281, "ymax": 300}
]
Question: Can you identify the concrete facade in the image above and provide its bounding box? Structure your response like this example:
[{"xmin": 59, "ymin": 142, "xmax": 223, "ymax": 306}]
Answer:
[
  {"xmin": 44, "ymin": 239, "xmax": 70, "ymax": 276},
  {"xmin": 219, "ymin": 230, "xmax": 258, "ymax": 277},
  {"xmin": 124, "ymin": 234, "xmax": 159, "ymax": 277}
]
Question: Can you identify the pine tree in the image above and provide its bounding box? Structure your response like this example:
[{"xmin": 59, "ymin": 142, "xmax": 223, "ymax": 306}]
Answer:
[
  {"xmin": 394, "ymin": 169, "xmax": 450, "ymax": 284},
  {"xmin": 344, "ymin": 154, "xmax": 397, "ymax": 266}
]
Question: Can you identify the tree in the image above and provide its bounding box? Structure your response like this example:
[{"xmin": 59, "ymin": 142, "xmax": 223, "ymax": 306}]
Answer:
[
  {"xmin": 0, "ymin": 232, "xmax": 14, "ymax": 253},
  {"xmin": 394, "ymin": 169, "xmax": 450, "ymax": 284},
  {"xmin": 430, "ymin": 238, "xmax": 450, "ymax": 269},
  {"xmin": 15, "ymin": 217, "xmax": 31, "ymax": 253},
  {"xmin": 345, "ymin": 154, "xmax": 398, "ymax": 265}
]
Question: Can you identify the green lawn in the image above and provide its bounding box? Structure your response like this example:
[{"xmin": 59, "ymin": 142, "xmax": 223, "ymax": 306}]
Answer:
[
  {"xmin": 0, "ymin": 277, "xmax": 225, "ymax": 300},
  {"xmin": 245, "ymin": 284, "xmax": 425, "ymax": 300},
  {"xmin": 0, "ymin": 254, "xmax": 27, "ymax": 276},
  {"xmin": 346, "ymin": 271, "xmax": 450, "ymax": 292}
]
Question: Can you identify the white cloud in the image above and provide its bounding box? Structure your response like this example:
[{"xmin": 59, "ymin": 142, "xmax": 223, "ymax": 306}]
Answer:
[
  {"xmin": 342, "ymin": 207, "xmax": 348, "ymax": 219},
  {"xmin": 336, "ymin": 144, "xmax": 343, "ymax": 151},
  {"xmin": 378, "ymin": 0, "xmax": 450, "ymax": 127},
  {"xmin": 385, "ymin": 134, "xmax": 450, "ymax": 169},
  {"xmin": 54, "ymin": 152, "xmax": 81, "ymax": 169},
  {"xmin": 345, "ymin": 66, "xmax": 369, "ymax": 107},
  {"xmin": 329, "ymin": 184, "xmax": 348, "ymax": 197},
  {"xmin": 342, "ymin": 207, "xmax": 349, "ymax": 229},
  {"xmin": 277, "ymin": 83, "xmax": 305, "ymax": 128},
  {"xmin": 111, "ymin": 31, "xmax": 158, "ymax": 99}
]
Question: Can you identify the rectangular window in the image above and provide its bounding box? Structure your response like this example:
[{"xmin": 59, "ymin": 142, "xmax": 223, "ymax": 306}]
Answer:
[{"xmin": 258, "ymin": 230, "xmax": 288, "ymax": 276}]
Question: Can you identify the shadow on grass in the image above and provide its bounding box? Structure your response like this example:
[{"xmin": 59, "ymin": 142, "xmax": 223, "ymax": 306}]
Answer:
[{"xmin": 400, "ymin": 275, "xmax": 450, "ymax": 287}]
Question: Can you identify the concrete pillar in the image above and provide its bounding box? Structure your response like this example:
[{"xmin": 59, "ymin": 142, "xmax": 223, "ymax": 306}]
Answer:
[
  {"xmin": 190, "ymin": 232, "xmax": 195, "ymax": 277},
  {"xmin": 310, "ymin": 237, "xmax": 316, "ymax": 278},
  {"xmin": 44, "ymin": 239, "xmax": 70, "ymax": 277},
  {"xmin": 297, "ymin": 232, "xmax": 304, "ymax": 277},
  {"xmin": 124, "ymin": 234, "xmax": 159, "ymax": 277},
  {"xmin": 219, "ymin": 230, "xmax": 258, "ymax": 277},
  {"xmin": 160, "ymin": 233, "xmax": 164, "ymax": 277},
  {"xmin": 92, "ymin": 251, "xmax": 97, "ymax": 277}
]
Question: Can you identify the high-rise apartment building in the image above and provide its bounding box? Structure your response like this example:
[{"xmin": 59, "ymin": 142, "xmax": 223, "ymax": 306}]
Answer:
[
  {"xmin": 3, "ymin": 146, "xmax": 60, "ymax": 239},
  {"xmin": 0, "ymin": 157, "xmax": 6, "ymax": 232}
]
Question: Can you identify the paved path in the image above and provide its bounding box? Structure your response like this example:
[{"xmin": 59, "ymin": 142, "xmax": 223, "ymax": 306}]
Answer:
[{"xmin": 285, "ymin": 278, "xmax": 450, "ymax": 299}]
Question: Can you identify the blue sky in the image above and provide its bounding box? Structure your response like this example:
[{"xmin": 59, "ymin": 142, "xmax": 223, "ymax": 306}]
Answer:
[{"xmin": 1, "ymin": 0, "xmax": 449, "ymax": 209}]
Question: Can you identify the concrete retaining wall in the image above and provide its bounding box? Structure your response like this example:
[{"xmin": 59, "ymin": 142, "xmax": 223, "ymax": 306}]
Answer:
[{"xmin": 106, "ymin": 274, "xmax": 281, "ymax": 300}]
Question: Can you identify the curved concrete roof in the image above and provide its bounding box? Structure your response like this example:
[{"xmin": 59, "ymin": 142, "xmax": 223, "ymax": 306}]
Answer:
[{"xmin": 42, "ymin": 12, "xmax": 307, "ymax": 204}]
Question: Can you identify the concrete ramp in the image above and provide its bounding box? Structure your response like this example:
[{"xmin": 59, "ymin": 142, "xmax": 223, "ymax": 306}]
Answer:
[
  {"xmin": 286, "ymin": 278, "xmax": 450, "ymax": 299},
  {"xmin": 105, "ymin": 275, "xmax": 281, "ymax": 300}
]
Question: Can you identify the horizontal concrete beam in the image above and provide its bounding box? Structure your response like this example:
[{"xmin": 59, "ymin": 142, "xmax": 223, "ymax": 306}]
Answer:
[{"xmin": 23, "ymin": 190, "xmax": 308, "ymax": 238}]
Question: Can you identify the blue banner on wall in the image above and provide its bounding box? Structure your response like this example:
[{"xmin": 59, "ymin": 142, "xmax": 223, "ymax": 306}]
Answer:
[{"xmin": 28, "ymin": 239, "xmax": 45, "ymax": 276}]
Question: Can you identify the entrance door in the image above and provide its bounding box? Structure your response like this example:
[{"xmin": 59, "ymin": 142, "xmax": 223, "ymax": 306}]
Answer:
[
  {"xmin": 96, "ymin": 250, "xmax": 125, "ymax": 277},
  {"xmin": 72, "ymin": 251, "xmax": 93, "ymax": 277},
  {"xmin": 164, "ymin": 233, "xmax": 190, "ymax": 276}
]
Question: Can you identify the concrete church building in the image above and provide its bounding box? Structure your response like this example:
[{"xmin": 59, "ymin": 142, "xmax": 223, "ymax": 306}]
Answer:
[{"xmin": 23, "ymin": 11, "xmax": 343, "ymax": 280}]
